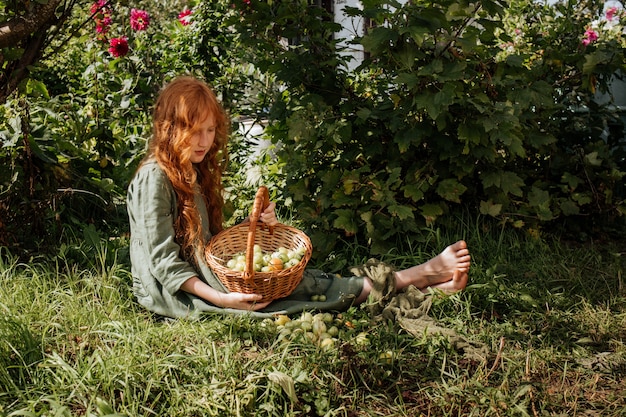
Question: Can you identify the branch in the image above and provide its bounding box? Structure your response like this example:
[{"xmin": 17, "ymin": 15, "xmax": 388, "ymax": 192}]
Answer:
[{"xmin": 0, "ymin": 0, "xmax": 63, "ymax": 49}]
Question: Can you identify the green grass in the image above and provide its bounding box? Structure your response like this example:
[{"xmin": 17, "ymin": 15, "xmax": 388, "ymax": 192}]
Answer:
[{"xmin": 0, "ymin": 222, "xmax": 625, "ymax": 417}]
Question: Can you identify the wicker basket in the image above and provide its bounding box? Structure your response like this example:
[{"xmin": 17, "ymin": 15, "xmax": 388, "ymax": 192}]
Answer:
[{"xmin": 205, "ymin": 186, "xmax": 312, "ymax": 302}]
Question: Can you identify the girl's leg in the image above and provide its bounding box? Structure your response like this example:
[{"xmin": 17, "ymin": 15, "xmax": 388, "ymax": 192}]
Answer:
[{"xmin": 355, "ymin": 240, "xmax": 470, "ymax": 304}]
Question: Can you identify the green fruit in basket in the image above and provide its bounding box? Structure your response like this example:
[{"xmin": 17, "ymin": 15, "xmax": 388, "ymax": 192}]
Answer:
[
  {"xmin": 284, "ymin": 259, "xmax": 298, "ymax": 269},
  {"xmin": 225, "ymin": 246, "xmax": 306, "ymax": 272}
]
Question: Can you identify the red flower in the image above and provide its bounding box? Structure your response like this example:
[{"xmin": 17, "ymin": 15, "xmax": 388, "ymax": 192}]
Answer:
[
  {"xmin": 243, "ymin": 0, "xmax": 251, "ymax": 4},
  {"xmin": 130, "ymin": 8, "xmax": 150, "ymax": 31},
  {"xmin": 109, "ymin": 36, "xmax": 129, "ymax": 57},
  {"xmin": 178, "ymin": 9, "xmax": 193, "ymax": 26}
]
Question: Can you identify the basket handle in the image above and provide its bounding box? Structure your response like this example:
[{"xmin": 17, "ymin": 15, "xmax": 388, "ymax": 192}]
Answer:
[{"xmin": 243, "ymin": 186, "xmax": 273, "ymax": 283}]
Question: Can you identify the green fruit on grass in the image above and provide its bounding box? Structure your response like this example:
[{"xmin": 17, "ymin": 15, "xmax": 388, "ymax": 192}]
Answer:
[{"xmin": 320, "ymin": 338, "xmax": 335, "ymax": 350}]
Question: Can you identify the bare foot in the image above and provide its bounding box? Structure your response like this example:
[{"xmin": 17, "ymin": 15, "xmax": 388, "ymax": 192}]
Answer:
[
  {"xmin": 426, "ymin": 269, "xmax": 468, "ymax": 294},
  {"xmin": 395, "ymin": 240, "xmax": 470, "ymax": 291}
]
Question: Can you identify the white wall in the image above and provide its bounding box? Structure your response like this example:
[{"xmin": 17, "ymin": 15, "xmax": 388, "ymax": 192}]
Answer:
[
  {"xmin": 333, "ymin": 0, "xmax": 365, "ymax": 72},
  {"xmin": 333, "ymin": 0, "xmax": 412, "ymax": 72}
]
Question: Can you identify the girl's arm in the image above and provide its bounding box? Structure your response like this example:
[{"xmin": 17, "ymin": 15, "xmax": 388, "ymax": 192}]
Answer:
[{"xmin": 180, "ymin": 276, "xmax": 271, "ymax": 310}]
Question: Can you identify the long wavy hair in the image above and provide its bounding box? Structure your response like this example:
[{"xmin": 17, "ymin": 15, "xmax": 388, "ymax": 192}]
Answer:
[{"xmin": 144, "ymin": 76, "xmax": 229, "ymax": 258}]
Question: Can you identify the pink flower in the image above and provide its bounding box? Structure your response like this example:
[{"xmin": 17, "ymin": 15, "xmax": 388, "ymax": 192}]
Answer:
[
  {"xmin": 109, "ymin": 36, "xmax": 129, "ymax": 57},
  {"xmin": 606, "ymin": 6, "xmax": 619, "ymax": 21},
  {"xmin": 130, "ymin": 8, "xmax": 150, "ymax": 31},
  {"xmin": 581, "ymin": 29, "xmax": 599, "ymax": 46},
  {"xmin": 243, "ymin": 0, "xmax": 251, "ymax": 4},
  {"xmin": 91, "ymin": 0, "xmax": 112, "ymax": 35},
  {"xmin": 95, "ymin": 23, "xmax": 109, "ymax": 34},
  {"xmin": 90, "ymin": 0, "xmax": 108, "ymax": 15},
  {"xmin": 178, "ymin": 9, "xmax": 193, "ymax": 26}
]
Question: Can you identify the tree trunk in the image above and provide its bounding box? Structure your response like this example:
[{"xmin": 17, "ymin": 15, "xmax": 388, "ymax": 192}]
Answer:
[
  {"xmin": 0, "ymin": 0, "xmax": 62, "ymax": 48},
  {"xmin": 0, "ymin": 0, "xmax": 64, "ymax": 102}
]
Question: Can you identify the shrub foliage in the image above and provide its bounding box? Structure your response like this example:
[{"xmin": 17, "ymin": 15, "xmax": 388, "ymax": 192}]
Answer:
[
  {"xmin": 234, "ymin": 0, "xmax": 626, "ymax": 257},
  {"xmin": 0, "ymin": 0, "xmax": 625, "ymax": 258}
]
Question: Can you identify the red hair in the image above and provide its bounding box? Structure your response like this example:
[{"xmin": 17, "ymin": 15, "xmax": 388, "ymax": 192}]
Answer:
[{"xmin": 145, "ymin": 76, "xmax": 229, "ymax": 258}]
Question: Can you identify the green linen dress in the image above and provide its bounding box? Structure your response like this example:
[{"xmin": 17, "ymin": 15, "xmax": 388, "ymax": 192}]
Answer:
[{"xmin": 126, "ymin": 159, "xmax": 363, "ymax": 319}]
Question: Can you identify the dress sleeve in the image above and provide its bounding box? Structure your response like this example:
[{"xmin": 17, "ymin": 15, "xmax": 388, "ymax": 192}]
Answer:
[{"xmin": 127, "ymin": 162, "xmax": 198, "ymax": 295}]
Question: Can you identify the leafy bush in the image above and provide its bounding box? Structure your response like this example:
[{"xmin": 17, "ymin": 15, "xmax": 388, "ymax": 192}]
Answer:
[
  {"xmin": 1, "ymin": 0, "xmax": 625, "ymax": 259},
  {"xmin": 0, "ymin": 0, "xmax": 258, "ymax": 254},
  {"xmin": 229, "ymin": 0, "xmax": 626, "ymax": 258}
]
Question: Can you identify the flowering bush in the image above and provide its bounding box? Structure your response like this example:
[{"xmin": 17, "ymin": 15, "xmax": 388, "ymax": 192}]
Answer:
[
  {"xmin": 89, "ymin": 2, "xmax": 152, "ymax": 57},
  {"xmin": 0, "ymin": 0, "xmax": 215, "ymax": 251},
  {"xmin": 582, "ymin": 5, "xmax": 626, "ymax": 46}
]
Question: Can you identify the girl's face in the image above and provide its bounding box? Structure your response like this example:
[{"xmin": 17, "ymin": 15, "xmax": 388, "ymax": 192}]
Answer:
[{"xmin": 189, "ymin": 113, "xmax": 216, "ymax": 163}]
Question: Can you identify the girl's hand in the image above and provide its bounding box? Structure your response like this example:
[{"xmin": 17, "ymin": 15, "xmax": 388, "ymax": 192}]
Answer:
[
  {"xmin": 260, "ymin": 201, "xmax": 279, "ymax": 227},
  {"xmin": 216, "ymin": 291, "xmax": 271, "ymax": 311},
  {"xmin": 181, "ymin": 277, "xmax": 270, "ymax": 311}
]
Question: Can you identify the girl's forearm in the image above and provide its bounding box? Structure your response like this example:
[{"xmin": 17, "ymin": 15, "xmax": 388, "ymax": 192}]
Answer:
[{"xmin": 180, "ymin": 276, "xmax": 224, "ymax": 307}]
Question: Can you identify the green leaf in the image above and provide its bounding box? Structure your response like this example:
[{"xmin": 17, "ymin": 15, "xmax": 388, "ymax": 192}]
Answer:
[
  {"xmin": 438, "ymin": 61, "xmax": 467, "ymax": 81},
  {"xmin": 360, "ymin": 211, "xmax": 375, "ymax": 235},
  {"xmin": 395, "ymin": 72, "xmax": 418, "ymax": 88},
  {"xmin": 561, "ymin": 172, "xmax": 582, "ymax": 190},
  {"xmin": 582, "ymin": 50, "xmax": 613, "ymax": 74},
  {"xmin": 18, "ymin": 78, "xmax": 50, "ymax": 99},
  {"xmin": 479, "ymin": 200, "xmax": 502, "ymax": 217},
  {"xmin": 482, "ymin": 171, "xmax": 524, "ymax": 197},
  {"xmin": 3, "ymin": 47, "xmax": 24, "ymax": 61},
  {"xmin": 401, "ymin": 25, "xmax": 430, "ymax": 45},
  {"xmin": 394, "ymin": 127, "xmax": 421, "ymax": 152},
  {"xmin": 342, "ymin": 178, "xmax": 358, "ymax": 195},
  {"xmin": 528, "ymin": 186, "xmax": 553, "ymax": 220},
  {"xmin": 417, "ymin": 59, "xmax": 444, "ymax": 76},
  {"xmin": 332, "ymin": 209, "xmax": 358, "ymax": 234},
  {"xmin": 419, "ymin": 203, "xmax": 444, "ymax": 224},
  {"xmin": 505, "ymin": 54, "xmax": 525, "ymax": 68},
  {"xmin": 402, "ymin": 183, "xmax": 424, "ymax": 202},
  {"xmin": 458, "ymin": 122, "xmax": 483, "ymax": 147},
  {"xmin": 388, "ymin": 204, "xmax": 414, "ymax": 220},
  {"xmin": 414, "ymin": 83, "xmax": 456, "ymax": 120},
  {"xmin": 525, "ymin": 131, "xmax": 557, "ymax": 147},
  {"xmin": 572, "ymin": 192, "xmax": 592, "ymax": 205},
  {"xmin": 356, "ymin": 107, "xmax": 372, "ymax": 121},
  {"xmin": 560, "ymin": 200, "xmax": 580, "ymax": 216},
  {"xmin": 436, "ymin": 178, "xmax": 467, "ymax": 203},
  {"xmin": 83, "ymin": 224, "xmax": 101, "ymax": 249},
  {"xmin": 528, "ymin": 186, "xmax": 550, "ymax": 207},
  {"xmin": 361, "ymin": 27, "xmax": 397, "ymax": 56},
  {"xmin": 585, "ymin": 151, "xmax": 602, "ymax": 166}
]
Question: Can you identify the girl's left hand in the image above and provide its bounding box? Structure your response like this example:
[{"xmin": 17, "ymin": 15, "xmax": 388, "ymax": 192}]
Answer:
[{"xmin": 260, "ymin": 202, "xmax": 279, "ymax": 227}]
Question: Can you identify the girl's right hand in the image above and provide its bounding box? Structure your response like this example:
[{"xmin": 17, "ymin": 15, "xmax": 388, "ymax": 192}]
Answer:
[{"xmin": 216, "ymin": 291, "xmax": 271, "ymax": 311}]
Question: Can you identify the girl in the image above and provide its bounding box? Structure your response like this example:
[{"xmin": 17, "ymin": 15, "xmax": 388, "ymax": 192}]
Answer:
[{"xmin": 127, "ymin": 76, "xmax": 471, "ymax": 319}]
